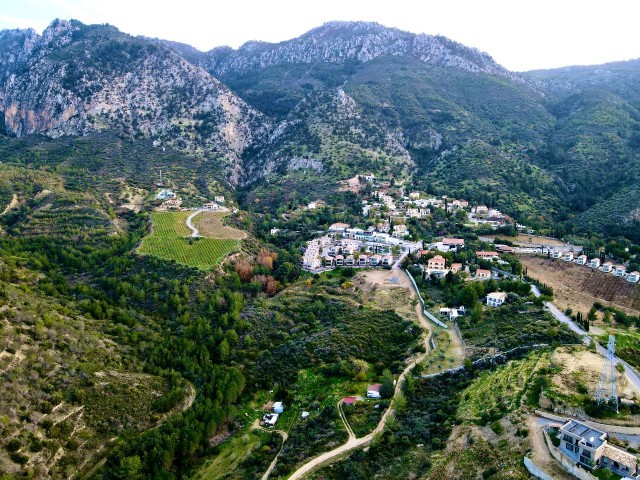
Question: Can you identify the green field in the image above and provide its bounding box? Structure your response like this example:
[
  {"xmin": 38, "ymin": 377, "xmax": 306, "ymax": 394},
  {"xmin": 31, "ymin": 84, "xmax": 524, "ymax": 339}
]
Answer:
[{"xmin": 138, "ymin": 212, "xmax": 239, "ymax": 269}]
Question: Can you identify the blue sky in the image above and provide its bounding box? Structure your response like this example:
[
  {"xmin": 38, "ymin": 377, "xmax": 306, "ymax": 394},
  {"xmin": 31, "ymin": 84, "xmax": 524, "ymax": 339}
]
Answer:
[{"xmin": 1, "ymin": 0, "xmax": 639, "ymax": 71}]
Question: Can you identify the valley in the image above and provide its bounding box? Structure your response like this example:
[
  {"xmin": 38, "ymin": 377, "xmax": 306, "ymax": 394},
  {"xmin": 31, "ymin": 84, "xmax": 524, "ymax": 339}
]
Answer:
[{"xmin": 0, "ymin": 15, "xmax": 639, "ymax": 480}]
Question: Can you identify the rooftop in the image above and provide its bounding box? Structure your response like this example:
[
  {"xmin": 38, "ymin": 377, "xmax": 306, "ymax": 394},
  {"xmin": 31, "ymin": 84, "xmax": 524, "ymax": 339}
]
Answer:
[{"xmin": 561, "ymin": 420, "xmax": 606, "ymax": 449}]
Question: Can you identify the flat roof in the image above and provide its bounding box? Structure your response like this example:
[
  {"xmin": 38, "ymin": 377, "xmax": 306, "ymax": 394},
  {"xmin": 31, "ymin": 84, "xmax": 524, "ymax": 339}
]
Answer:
[{"xmin": 561, "ymin": 420, "xmax": 606, "ymax": 449}]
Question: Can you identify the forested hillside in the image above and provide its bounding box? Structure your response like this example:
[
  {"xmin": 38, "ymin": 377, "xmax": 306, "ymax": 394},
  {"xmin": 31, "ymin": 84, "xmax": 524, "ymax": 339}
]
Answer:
[{"xmin": 1, "ymin": 19, "xmax": 639, "ymax": 238}]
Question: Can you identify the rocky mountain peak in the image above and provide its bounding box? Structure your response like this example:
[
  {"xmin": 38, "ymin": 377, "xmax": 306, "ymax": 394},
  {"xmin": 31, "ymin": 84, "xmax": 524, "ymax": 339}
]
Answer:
[{"xmin": 205, "ymin": 20, "xmax": 515, "ymax": 81}]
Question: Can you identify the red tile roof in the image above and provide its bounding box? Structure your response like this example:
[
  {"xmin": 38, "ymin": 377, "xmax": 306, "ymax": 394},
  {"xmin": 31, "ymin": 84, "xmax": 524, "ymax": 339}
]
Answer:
[
  {"xmin": 367, "ymin": 383, "xmax": 382, "ymax": 392},
  {"xmin": 343, "ymin": 396, "xmax": 357, "ymax": 405}
]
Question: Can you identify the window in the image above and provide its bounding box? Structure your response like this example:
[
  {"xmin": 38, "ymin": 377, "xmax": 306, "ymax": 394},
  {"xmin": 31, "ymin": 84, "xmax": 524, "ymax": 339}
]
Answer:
[
  {"xmin": 581, "ymin": 450, "xmax": 591, "ymax": 459},
  {"xmin": 565, "ymin": 443, "xmax": 574, "ymax": 452}
]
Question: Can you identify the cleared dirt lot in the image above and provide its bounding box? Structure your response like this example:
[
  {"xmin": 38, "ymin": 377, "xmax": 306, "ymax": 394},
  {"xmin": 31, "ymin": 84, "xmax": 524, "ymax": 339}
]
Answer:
[
  {"xmin": 521, "ymin": 256, "xmax": 640, "ymax": 316},
  {"xmin": 193, "ymin": 211, "xmax": 247, "ymax": 240},
  {"xmin": 550, "ymin": 348, "xmax": 638, "ymax": 400}
]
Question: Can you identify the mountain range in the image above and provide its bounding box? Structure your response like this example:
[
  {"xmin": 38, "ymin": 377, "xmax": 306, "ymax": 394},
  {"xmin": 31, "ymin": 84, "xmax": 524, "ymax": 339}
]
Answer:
[{"xmin": 1, "ymin": 19, "xmax": 639, "ymax": 239}]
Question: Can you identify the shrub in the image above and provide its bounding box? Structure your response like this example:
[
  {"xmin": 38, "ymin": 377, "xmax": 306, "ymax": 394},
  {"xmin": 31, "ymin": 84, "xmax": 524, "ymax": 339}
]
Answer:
[
  {"xmin": 490, "ymin": 420, "xmax": 504, "ymax": 435},
  {"xmin": 6, "ymin": 438, "xmax": 21, "ymax": 452}
]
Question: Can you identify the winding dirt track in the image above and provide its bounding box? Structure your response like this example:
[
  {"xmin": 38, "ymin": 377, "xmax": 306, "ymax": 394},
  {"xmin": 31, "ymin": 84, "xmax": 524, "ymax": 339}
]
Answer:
[{"xmin": 287, "ymin": 269, "xmax": 433, "ymax": 480}]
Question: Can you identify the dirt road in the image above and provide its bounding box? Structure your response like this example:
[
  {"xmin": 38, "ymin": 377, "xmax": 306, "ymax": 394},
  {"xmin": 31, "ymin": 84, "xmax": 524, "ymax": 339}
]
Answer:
[
  {"xmin": 287, "ymin": 269, "xmax": 433, "ymax": 480},
  {"xmin": 186, "ymin": 210, "xmax": 201, "ymax": 237}
]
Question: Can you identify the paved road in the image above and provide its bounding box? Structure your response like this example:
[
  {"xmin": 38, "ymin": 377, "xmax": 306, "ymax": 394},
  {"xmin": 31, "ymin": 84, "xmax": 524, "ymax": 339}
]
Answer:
[{"xmin": 186, "ymin": 210, "xmax": 201, "ymax": 237}]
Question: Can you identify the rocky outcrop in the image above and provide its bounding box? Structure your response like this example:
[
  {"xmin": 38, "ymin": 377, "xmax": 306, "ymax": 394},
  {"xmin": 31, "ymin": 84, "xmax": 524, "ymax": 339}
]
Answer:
[{"xmin": 0, "ymin": 20, "xmax": 269, "ymax": 184}]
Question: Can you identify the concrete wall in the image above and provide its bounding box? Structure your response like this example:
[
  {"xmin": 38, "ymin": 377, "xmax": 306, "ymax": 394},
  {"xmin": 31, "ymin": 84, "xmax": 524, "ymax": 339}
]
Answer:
[
  {"xmin": 523, "ymin": 457, "xmax": 555, "ymax": 480},
  {"xmin": 403, "ymin": 269, "xmax": 448, "ymax": 329},
  {"xmin": 543, "ymin": 430, "xmax": 598, "ymax": 480}
]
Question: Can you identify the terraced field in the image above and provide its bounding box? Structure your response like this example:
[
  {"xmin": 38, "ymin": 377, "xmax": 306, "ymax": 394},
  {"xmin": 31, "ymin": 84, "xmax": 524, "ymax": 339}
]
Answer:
[
  {"xmin": 521, "ymin": 256, "xmax": 640, "ymax": 315},
  {"xmin": 138, "ymin": 212, "xmax": 240, "ymax": 269}
]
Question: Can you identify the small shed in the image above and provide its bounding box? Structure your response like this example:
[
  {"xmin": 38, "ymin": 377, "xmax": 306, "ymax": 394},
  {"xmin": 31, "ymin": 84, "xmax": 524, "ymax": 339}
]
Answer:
[
  {"xmin": 343, "ymin": 396, "xmax": 357, "ymax": 406},
  {"xmin": 273, "ymin": 402, "xmax": 284, "ymax": 414}
]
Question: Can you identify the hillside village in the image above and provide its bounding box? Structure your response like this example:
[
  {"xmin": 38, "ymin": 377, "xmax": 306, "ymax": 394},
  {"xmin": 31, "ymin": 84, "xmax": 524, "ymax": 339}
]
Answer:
[{"xmin": 301, "ymin": 174, "xmax": 640, "ymax": 289}]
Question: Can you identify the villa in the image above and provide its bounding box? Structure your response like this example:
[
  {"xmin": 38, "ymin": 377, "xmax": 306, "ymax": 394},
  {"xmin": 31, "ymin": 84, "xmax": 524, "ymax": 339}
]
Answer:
[
  {"xmin": 427, "ymin": 255, "xmax": 446, "ymax": 271},
  {"xmin": 476, "ymin": 251, "xmax": 500, "ymax": 261},
  {"xmin": 486, "ymin": 292, "xmax": 507, "ymax": 307},
  {"xmin": 558, "ymin": 419, "xmax": 638, "ymax": 477}
]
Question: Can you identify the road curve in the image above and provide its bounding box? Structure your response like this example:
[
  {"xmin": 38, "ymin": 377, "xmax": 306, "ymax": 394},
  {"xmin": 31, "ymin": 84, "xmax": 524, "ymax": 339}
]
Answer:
[{"xmin": 186, "ymin": 210, "xmax": 201, "ymax": 237}]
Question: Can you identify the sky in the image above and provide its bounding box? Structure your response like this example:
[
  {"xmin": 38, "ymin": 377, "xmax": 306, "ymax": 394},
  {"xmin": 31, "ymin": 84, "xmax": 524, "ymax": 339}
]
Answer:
[{"xmin": 1, "ymin": 0, "xmax": 639, "ymax": 71}]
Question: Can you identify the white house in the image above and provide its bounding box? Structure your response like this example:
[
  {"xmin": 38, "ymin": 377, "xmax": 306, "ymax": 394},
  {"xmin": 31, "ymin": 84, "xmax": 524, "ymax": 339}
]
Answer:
[
  {"xmin": 562, "ymin": 252, "xmax": 574, "ymax": 262},
  {"xmin": 366, "ymin": 383, "xmax": 382, "ymax": 399},
  {"xmin": 614, "ymin": 265, "xmax": 627, "ymax": 277},
  {"xmin": 392, "ymin": 224, "xmax": 408, "ymax": 238},
  {"xmin": 329, "ymin": 223, "xmax": 350, "ymax": 232},
  {"xmin": 627, "ymin": 271, "xmax": 640, "ymax": 283},
  {"xmin": 558, "ymin": 419, "xmax": 638, "ymax": 477},
  {"xmin": 601, "ymin": 262, "xmax": 613, "ymax": 273},
  {"xmin": 551, "ymin": 250, "xmax": 562, "ymax": 259},
  {"xmin": 263, "ymin": 413, "xmax": 279, "ymax": 427},
  {"xmin": 588, "ymin": 258, "xmax": 601, "ymax": 269},
  {"xmin": 203, "ymin": 202, "xmax": 221, "ymax": 211},
  {"xmin": 214, "ymin": 195, "xmax": 225, "ymax": 204},
  {"xmin": 155, "ymin": 189, "xmax": 176, "ymax": 200},
  {"xmin": 486, "ymin": 292, "xmax": 507, "ymax": 307},
  {"xmin": 576, "ymin": 255, "xmax": 588, "ymax": 265}
]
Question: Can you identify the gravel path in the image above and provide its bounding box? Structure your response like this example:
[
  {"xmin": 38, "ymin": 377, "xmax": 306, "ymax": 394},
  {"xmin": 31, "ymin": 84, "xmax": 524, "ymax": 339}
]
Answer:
[{"xmin": 186, "ymin": 210, "xmax": 201, "ymax": 237}]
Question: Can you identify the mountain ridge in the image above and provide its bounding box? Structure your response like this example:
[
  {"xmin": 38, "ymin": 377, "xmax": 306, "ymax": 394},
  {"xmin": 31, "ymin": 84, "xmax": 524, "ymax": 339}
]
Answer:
[{"xmin": 1, "ymin": 19, "xmax": 639, "ymax": 237}]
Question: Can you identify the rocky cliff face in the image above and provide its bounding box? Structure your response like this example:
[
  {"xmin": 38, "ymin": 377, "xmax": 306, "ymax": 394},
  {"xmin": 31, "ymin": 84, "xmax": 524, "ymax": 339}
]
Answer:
[
  {"xmin": 205, "ymin": 21, "xmax": 518, "ymax": 81},
  {"xmin": 0, "ymin": 20, "xmax": 268, "ymax": 183}
]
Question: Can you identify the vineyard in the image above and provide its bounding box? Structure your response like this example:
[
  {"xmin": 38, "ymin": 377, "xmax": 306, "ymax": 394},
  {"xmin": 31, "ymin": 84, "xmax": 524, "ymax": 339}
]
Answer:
[{"xmin": 138, "ymin": 212, "xmax": 240, "ymax": 269}]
